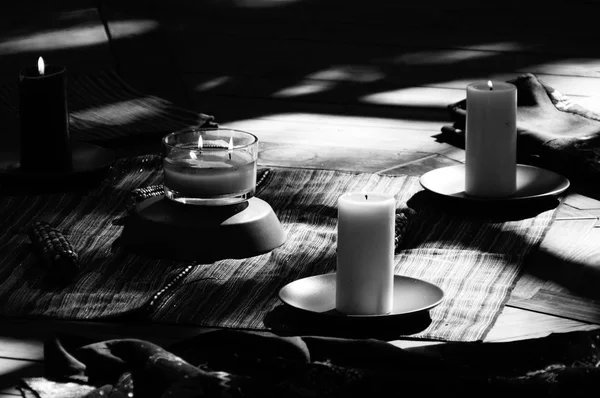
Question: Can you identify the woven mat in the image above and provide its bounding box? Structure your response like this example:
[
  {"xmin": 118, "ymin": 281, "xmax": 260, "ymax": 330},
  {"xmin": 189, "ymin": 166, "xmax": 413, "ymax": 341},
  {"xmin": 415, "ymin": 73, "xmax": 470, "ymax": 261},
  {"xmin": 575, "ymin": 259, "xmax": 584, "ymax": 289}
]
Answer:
[
  {"xmin": 150, "ymin": 165, "xmax": 558, "ymax": 342},
  {"xmin": 0, "ymin": 156, "xmax": 558, "ymax": 342}
]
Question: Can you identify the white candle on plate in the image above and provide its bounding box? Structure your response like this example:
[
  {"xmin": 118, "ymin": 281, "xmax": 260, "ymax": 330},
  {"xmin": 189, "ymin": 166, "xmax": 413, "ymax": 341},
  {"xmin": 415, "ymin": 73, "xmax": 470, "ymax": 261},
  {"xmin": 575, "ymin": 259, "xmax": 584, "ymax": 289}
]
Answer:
[
  {"xmin": 465, "ymin": 80, "xmax": 517, "ymax": 198},
  {"xmin": 336, "ymin": 192, "xmax": 395, "ymax": 315}
]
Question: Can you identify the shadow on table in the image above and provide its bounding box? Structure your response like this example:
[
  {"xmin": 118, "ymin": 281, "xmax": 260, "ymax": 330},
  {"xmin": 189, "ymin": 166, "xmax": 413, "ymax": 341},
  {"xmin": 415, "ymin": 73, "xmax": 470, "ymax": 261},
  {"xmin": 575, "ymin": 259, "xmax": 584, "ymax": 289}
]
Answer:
[
  {"xmin": 407, "ymin": 190, "xmax": 560, "ymax": 222},
  {"xmin": 264, "ymin": 304, "xmax": 431, "ymax": 340}
]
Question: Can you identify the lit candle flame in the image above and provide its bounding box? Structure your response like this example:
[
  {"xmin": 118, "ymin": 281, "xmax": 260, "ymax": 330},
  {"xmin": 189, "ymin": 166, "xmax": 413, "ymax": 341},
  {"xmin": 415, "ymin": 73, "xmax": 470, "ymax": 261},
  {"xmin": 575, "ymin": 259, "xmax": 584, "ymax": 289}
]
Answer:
[
  {"xmin": 37, "ymin": 56, "xmax": 45, "ymax": 76},
  {"xmin": 487, "ymin": 80, "xmax": 493, "ymax": 91},
  {"xmin": 228, "ymin": 136, "xmax": 233, "ymax": 160},
  {"xmin": 189, "ymin": 135, "xmax": 203, "ymax": 160}
]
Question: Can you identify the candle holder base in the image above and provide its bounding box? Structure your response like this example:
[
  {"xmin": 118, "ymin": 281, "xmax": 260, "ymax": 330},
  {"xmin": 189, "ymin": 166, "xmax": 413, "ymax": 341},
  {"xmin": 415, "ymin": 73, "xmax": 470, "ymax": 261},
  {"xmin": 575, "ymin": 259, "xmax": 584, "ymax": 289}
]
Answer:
[
  {"xmin": 0, "ymin": 142, "xmax": 115, "ymax": 192},
  {"xmin": 120, "ymin": 196, "xmax": 286, "ymax": 261}
]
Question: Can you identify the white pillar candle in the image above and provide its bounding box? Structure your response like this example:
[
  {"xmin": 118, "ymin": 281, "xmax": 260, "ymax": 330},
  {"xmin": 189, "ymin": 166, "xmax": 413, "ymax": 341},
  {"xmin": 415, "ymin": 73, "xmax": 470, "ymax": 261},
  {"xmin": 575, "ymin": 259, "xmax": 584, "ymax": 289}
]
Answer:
[
  {"xmin": 336, "ymin": 192, "xmax": 395, "ymax": 315},
  {"xmin": 465, "ymin": 80, "xmax": 517, "ymax": 198}
]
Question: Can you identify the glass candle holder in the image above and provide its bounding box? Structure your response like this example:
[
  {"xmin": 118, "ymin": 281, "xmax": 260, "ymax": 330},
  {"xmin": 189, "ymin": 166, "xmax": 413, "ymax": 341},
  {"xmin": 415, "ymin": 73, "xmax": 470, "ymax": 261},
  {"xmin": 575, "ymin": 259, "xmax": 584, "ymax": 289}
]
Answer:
[{"xmin": 162, "ymin": 127, "xmax": 258, "ymax": 206}]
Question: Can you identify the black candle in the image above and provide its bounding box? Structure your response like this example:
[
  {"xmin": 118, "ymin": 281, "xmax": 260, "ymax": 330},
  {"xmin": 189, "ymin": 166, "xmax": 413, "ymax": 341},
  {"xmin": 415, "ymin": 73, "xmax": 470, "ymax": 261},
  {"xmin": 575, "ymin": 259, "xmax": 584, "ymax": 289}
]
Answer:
[{"xmin": 18, "ymin": 57, "xmax": 71, "ymax": 172}]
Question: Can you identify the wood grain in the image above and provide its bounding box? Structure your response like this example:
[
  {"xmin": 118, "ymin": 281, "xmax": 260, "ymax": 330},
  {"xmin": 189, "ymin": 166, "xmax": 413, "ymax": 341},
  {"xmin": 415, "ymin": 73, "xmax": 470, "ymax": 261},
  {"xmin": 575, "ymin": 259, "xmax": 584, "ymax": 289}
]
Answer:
[
  {"xmin": 477, "ymin": 306, "xmax": 599, "ymax": 343},
  {"xmin": 258, "ymin": 142, "xmax": 434, "ymax": 173},
  {"xmin": 510, "ymin": 290, "xmax": 600, "ymax": 325}
]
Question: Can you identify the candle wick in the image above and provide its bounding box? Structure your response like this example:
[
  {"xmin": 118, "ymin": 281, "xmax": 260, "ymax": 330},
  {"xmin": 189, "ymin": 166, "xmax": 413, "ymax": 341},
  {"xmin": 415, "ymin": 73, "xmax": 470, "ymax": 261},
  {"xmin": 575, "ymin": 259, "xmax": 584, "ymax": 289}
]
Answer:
[
  {"xmin": 365, "ymin": 194, "xmax": 368, "ymax": 200},
  {"xmin": 228, "ymin": 152, "xmax": 232, "ymax": 160}
]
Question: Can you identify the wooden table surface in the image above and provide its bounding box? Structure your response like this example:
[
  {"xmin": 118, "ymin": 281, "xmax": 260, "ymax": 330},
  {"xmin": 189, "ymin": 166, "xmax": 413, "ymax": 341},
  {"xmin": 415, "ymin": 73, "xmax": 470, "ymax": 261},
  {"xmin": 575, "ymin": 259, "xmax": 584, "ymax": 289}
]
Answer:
[{"xmin": 2, "ymin": 1, "xmax": 600, "ymax": 395}]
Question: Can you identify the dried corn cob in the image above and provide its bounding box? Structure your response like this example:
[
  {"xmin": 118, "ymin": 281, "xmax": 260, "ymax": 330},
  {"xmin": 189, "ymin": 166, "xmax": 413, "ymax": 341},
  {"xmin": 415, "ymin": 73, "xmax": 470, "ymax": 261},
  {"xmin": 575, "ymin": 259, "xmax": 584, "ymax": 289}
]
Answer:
[
  {"xmin": 130, "ymin": 185, "xmax": 164, "ymax": 203},
  {"xmin": 125, "ymin": 184, "xmax": 165, "ymax": 212},
  {"xmin": 27, "ymin": 221, "xmax": 79, "ymax": 279},
  {"xmin": 395, "ymin": 207, "xmax": 416, "ymax": 251}
]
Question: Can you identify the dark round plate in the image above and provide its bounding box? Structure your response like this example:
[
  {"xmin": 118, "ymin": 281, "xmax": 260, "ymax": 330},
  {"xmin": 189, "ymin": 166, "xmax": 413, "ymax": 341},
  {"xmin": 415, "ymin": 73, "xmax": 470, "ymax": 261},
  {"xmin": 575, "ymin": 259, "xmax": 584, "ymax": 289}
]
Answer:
[{"xmin": 278, "ymin": 273, "xmax": 444, "ymax": 318}]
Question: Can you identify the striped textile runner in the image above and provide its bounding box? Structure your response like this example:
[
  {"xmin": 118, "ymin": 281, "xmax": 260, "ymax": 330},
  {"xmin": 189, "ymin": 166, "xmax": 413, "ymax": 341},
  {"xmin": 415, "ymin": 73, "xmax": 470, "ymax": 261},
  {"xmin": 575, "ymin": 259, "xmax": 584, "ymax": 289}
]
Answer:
[
  {"xmin": 0, "ymin": 156, "xmax": 188, "ymax": 319},
  {"xmin": 149, "ymin": 165, "xmax": 557, "ymax": 342},
  {"xmin": 0, "ymin": 156, "xmax": 557, "ymax": 342},
  {"xmin": 0, "ymin": 69, "xmax": 215, "ymax": 143}
]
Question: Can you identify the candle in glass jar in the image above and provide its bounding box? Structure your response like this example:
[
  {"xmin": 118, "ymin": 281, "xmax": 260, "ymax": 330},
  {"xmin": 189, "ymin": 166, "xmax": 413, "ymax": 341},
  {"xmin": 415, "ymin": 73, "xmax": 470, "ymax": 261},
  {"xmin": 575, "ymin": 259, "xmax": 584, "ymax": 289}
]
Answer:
[
  {"xmin": 465, "ymin": 80, "xmax": 517, "ymax": 197},
  {"xmin": 163, "ymin": 151, "xmax": 256, "ymax": 197},
  {"xmin": 162, "ymin": 128, "xmax": 259, "ymax": 206},
  {"xmin": 336, "ymin": 192, "xmax": 395, "ymax": 315}
]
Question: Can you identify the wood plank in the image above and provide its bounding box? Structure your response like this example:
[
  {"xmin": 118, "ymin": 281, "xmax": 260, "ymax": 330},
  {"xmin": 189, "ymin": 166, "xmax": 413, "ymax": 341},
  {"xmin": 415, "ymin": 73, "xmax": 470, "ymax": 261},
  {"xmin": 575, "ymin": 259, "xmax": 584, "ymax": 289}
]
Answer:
[
  {"xmin": 0, "ymin": 336, "xmax": 42, "ymax": 362},
  {"xmin": 184, "ymin": 75, "xmax": 600, "ymax": 139},
  {"xmin": 258, "ymin": 142, "xmax": 433, "ymax": 174},
  {"xmin": 154, "ymin": 0, "xmax": 600, "ymax": 57},
  {"xmin": 1, "ymin": 389, "xmax": 25, "ymax": 397},
  {"xmin": 0, "ymin": 8, "xmax": 113, "ymax": 77},
  {"xmin": 99, "ymin": 0, "xmax": 192, "ymax": 106},
  {"xmin": 382, "ymin": 154, "xmax": 462, "ymax": 176},
  {"xmin": 555, "ymin": 203, "xmax": 599, "ymax": 221},
  {"xmin": 439, "ymin": 74, "xmax": 600, "ymax": 99},
  {"xmin": 0, "ymin": 317, "xmax": 219, "ymax": 362},
  {"xmin": 563, "ymin": 192, "xmax": 600, "ymax": 210},
  {"xmin": 0, "ymin": 358, "xmax": 43, "ymax": 396},
  {"xmin": 482, "ymin": 306, "xmax": 599, "ymax": 342},
  {"xmin": 235, "ymin": 111, "xmax": 450, "ymax": 130},
  {"xmin": 511, "ymin": 217, "xmax": 600, "ymax": 316},
  {"xmin": 509, "ymin": 290, "xmax": 600, "ymax": 325},
  {"xmin": 181, "ymin": 72, "xmax": 600, "ymax": 123},
  {"xmin": 151, "ymin": 4, "xmax": 600, "ymax": 82},
  {"xmin": 184, "ymin": 81, "xmax": 454, "ymax": 147},
  {"xmin": 186, "ymin": 86, "xmax": 454, "ymax": 126},
  {"xmin": 169, "ymin": 36, "xmax": 600, "ymax": 80},
  {"xmin": 396, "ymin": 306, "xmax": 600, "ymax": 346},
  {"xmin": 219, "ymin": 117, "xmax": 452, "ymax": 154},
  {"xmin": 437, "ymin": 145, "xmax": 466, "ymax": 163},
  {"xmin": 0, "ymin": 392, "xmax": 21, "ymax": 397}
]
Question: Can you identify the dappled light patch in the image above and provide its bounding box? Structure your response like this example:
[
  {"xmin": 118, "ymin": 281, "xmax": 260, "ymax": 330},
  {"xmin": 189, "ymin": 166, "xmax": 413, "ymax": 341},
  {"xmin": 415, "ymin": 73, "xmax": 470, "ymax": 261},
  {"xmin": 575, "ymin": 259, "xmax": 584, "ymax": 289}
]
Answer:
[
  {"xmin": 70, "ymin": 96, "xmax": 170, "ymax": 127},
  {"xmin": 272, "ymin": 79, "xmax": 336, "ymax": 98},
  {"xmin": 360, "ymin": 86, "xmax": 464, "ymax": 108},
  {"xmin": 307, "ymin": 65, "xmax": 384, "ymax": 83},
  {"xmin": 0, "ymin": 20, "xmax": 158, "ymax": 55},
  {"xmin": 194, "ymin": 76, "xmax": 232, "ymax": 92}
]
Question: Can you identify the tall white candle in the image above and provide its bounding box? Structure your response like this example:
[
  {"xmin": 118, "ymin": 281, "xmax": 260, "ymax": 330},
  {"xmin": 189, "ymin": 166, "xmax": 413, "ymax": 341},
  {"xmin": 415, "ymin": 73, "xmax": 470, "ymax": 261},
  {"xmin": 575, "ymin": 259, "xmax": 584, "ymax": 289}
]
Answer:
[
  {"xmin": 336, "ymin": 192, "xmax": 395, "ymax": 315},
  {"xmin": 465, "ymin": 80, "xmax": 517, "ymax": 198}
]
